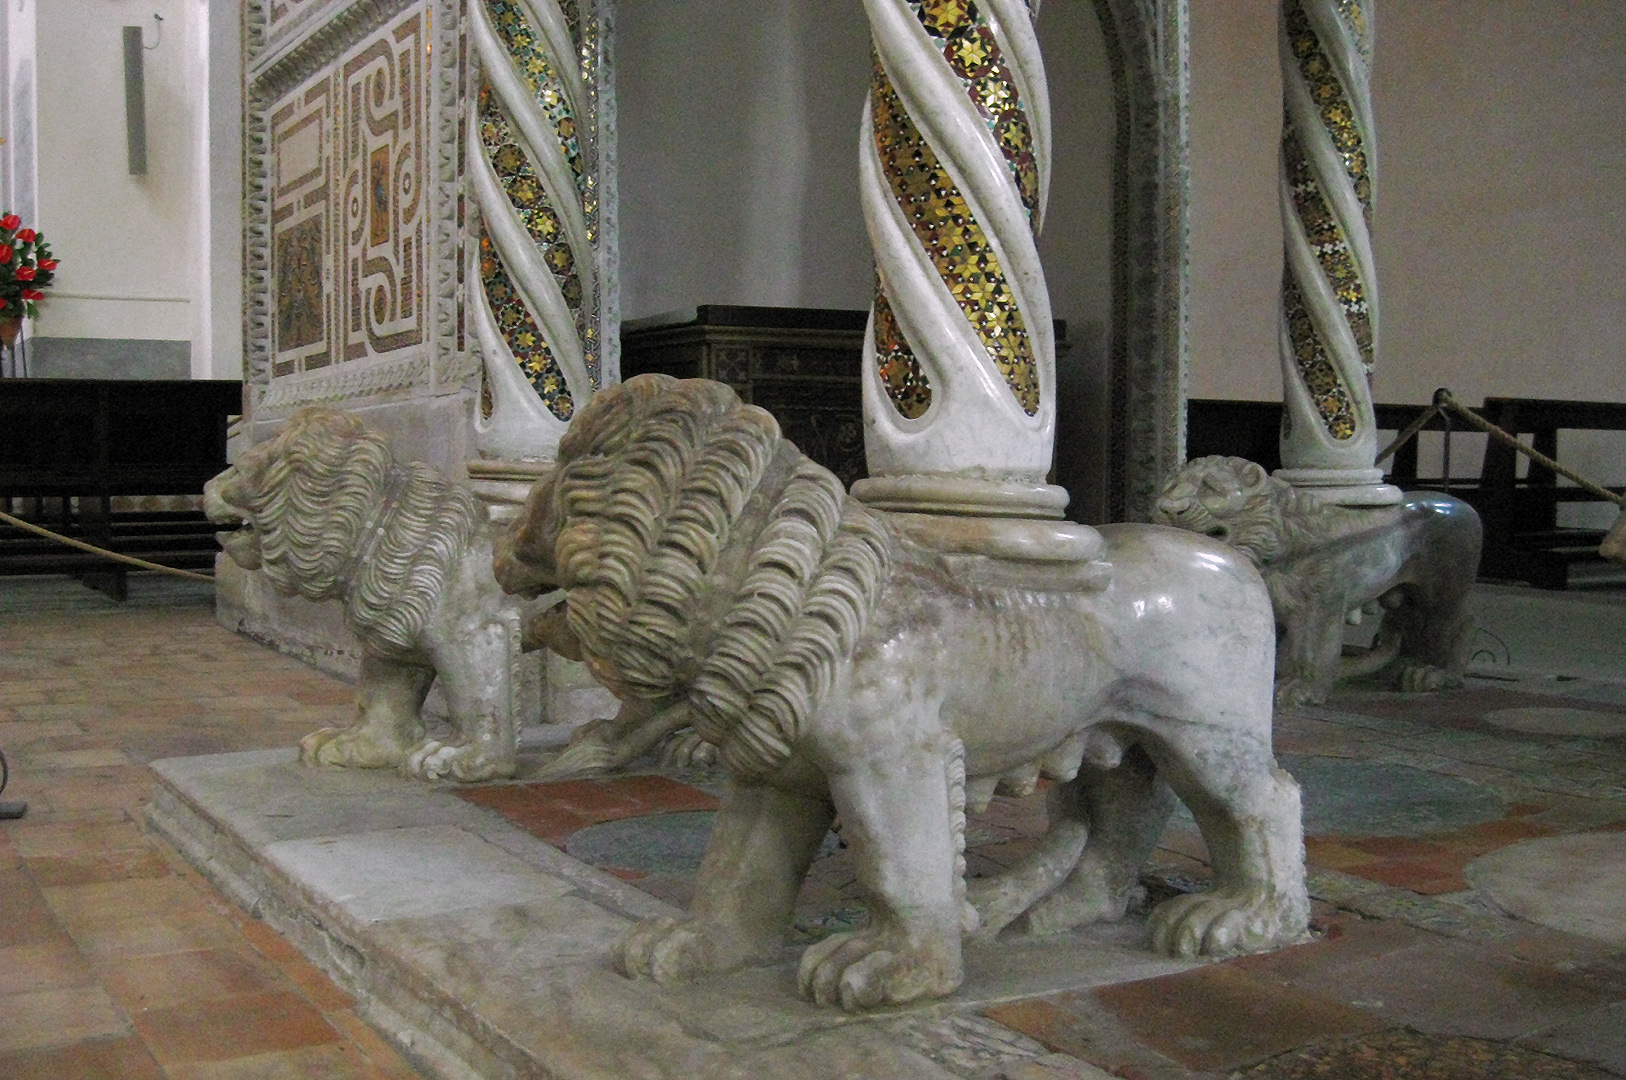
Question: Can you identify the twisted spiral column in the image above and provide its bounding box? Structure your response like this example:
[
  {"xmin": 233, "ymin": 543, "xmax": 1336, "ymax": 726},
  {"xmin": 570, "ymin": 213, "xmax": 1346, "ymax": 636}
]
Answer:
[
  {"xmin": 851, "ymin": 0, "xmax": 1065, "ymax": 518},
  {"xmin": 1274, "ymin": 0, "xmax": 1399, "ymax": 505},
  {"xmin": 468, "ymin": 0, "xmax": 598, "ymax": 461}
]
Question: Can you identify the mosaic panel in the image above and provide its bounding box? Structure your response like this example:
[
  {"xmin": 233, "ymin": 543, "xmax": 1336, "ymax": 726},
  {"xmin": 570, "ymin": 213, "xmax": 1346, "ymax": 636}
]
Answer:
[
  {"xmin": 270, "ymin": 81, "xmax": 334, "ymax": 376},
  {"xmin": 478, "ymin": 224, "xmax": 573, "ymax": 420},
  {"xmin": 871, "ymin": 57, "xmax": 1038, "ymax": 416},
  {"xmin": 1282, "ymin": 270, "xmax": 1356, "ymax": 440},
  {"xmin": 267, "ymin": 9, "xmax": 428, "ymax": 378},
  {"xmin": 908, "ymin": 0, "xmax": 1038, "ymax": 218}
]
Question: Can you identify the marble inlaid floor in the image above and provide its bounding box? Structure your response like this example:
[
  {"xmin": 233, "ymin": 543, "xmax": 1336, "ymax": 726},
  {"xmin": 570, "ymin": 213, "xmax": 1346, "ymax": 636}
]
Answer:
[{"xmin": 1, "ymin": 573, "xmax": 1623, "ymax": 1078}]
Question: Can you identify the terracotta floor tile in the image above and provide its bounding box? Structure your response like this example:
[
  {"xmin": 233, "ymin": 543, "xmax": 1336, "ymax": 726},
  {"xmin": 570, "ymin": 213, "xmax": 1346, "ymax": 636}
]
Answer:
[
  {"xmin": 43, "ymin": 874, "xmax": 212, "ymax": 930},
  {"xmin": 5, "ymin": 816, "xmax": 149, "ymax": 859},
  {"xmin": 0, "ymin": 937, "xmax": 97, "ymax": 996},
  {"xmin": 0, "ymin": 983, "xmax": 130, "ymax": 1052},
  {"xmin": 1304, "ymin": 837, "xmax": 1376, "ymax": 870},
  {"xmin": 233, "ymin": 915, "xmax": 307, "ymax": 965},
  {"xmin": 326, "ymin": 1008, "xmax": 430, "ymax": 1080},
  {"xmin": 100, "ymin": 946, "xmax": 282, "ymax": 1014},
  {"xmin": 0, "ymin": 866, "xmax": 67, "ymax": 950},
  {"xmin": 272, "ymin": 950, "xmax": 357, "ymax": 1011},
  {"xmin": 164, "ymin": 1042, "xmax": 404, "ymax": 1080},
  {"xmin": 132, "ymin": 989, "xmax": 338, "ymax": 1066},
  {"xmin": 25, "ymin": 845, "xmax": 175, "ymax": 887},
  {"xmin": 1349, "ymin": 857, "xmax": 1469, "ymax": 895},
  {"xmin": 66, "ymin": 904, "xmax": 245, "ymax": 961},
  {"xmin": 0, "ymin": 1034, "xmax": 166, "ymax": 1080},
  {"xmin": 1227, "ymin": 912, "xmax": 1434, "ymax": 984},
  {"xmin": 1278, "ymin": 935, "xmax": 1618, "ymax": 1041},
  {"xmin": 1090, "ymin": 963, "xmax": 1387, "ymax": 1071}
]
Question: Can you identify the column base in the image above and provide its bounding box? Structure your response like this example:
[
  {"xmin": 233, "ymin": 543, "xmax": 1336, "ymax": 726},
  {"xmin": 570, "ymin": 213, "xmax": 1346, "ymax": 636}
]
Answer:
[
  {"xmin": 1273, "ymin": 467, "xmax": 1404, "ymax": 507},
  {"xmin": 467, "ymin": 460, "xmax": 554, "ymax": 524},
  {"xmin": 851, "ymin": 475, "xmax": 1070, "ymax": 519}
]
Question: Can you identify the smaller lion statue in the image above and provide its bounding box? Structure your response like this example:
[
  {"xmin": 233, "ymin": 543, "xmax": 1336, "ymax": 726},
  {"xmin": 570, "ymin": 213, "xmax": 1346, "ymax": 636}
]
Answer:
[
  {"xmin": 496, "ymin": 375, "xmax": 1307, "ymax": 1012},
  {"xmin": 1603, "ymin": 507, "xmax": 1626, "ymax": 564},
  {"xmin": 205, "ymin": 407, "xmax": 522, "ymax": 782},
  {"xmin": 1155, "ymin": 456, "xmax": 1482, "ymax": 708}
]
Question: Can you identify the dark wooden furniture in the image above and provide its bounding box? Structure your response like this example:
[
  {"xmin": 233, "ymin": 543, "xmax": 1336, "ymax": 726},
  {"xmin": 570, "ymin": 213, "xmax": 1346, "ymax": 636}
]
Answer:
[
  {"xmin": 621, "ymin": 306, "xmax": 870, "ymax": 488},
  {"xmin": 1185, "ymin": 397, "xmax": 1626, "ymax": 589},
  {"xmin": 1472, "ymin": 398, "xmax": 1626, "ymax": 588},
  {"xmin": 0, "ymin": 378, "xmax": 242, "ymax": 599}
]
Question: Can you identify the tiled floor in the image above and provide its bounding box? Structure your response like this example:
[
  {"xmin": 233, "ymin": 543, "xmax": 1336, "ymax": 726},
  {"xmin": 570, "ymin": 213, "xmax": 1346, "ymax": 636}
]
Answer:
[
  {"xmin": 0, "ymin": 593, "xmax": 422, "ymax": 1079},
  {"xmin": 3, "ymin": 576, "xmax": 1625, "ymax": 1079}
]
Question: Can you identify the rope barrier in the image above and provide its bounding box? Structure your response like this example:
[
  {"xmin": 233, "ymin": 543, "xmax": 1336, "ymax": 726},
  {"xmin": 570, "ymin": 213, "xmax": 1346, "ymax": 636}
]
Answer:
[
  {"xmin": 0, "ymin": 507, "xmax": 216, "ymax": 583},
  {"xmin": 1367, "ymin": 389, "xmax": 1624, "ymax": 509},
  {"xmin": 1432, "ymin": 389, "xmax": 1626, "ymax": 508}
]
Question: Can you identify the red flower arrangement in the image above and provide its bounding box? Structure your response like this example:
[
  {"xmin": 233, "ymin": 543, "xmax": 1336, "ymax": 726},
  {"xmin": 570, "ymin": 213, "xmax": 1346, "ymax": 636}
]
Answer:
[{"xmin": 0, "ymin": 213, "xmax": 55, "ymax": 319}]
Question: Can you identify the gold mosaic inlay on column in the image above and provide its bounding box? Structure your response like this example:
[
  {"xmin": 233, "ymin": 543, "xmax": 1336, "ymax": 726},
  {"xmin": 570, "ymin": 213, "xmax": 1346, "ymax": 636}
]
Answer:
[
  {"xmin": 909, "ymin": 0, "xmax": 1039, "ymax": 219},
  {"xmin": 477, "ymin": 83, "xmax": 584, "ymax": 321},
  {"xmin": 870, "ymin": 57, "xmax": 1039, "ymax": 416},
  {"xmin": 1282, "ymin": 270, "xmax": 1356, "ymax": 440},
  {"xmin": 478, "ymin": 223, "xmax": 573, "ymax": 421},
  {"xmin": 873, "ymin": 277, "xmax": 932, "ymax": 419},
  {"xmin": 1283, "ymin": 124, "xmax": 1373, "ymax": 370},
  {"xmin": 484, "ymin": 0, "xmax": 584, "ymax": 189},
  {"xmin": 1285, "ymin": 0, "xmax": 1371, "ymax": 215}
]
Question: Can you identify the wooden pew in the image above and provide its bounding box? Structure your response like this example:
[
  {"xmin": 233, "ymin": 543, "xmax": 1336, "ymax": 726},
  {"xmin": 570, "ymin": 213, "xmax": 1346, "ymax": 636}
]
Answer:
[{"xmin": 0, "ymin": 379, "xmax": 241, "ymax": 599}]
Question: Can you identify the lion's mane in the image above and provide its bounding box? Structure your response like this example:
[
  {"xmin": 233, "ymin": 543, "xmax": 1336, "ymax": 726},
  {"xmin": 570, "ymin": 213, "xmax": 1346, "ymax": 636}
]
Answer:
[
  {"xmin": 544, "ymin": 374, "xmax": 892, "ymax": 779},
  {"xmin": 1154, "ymin": 455, "xmax": 1358, "ymax": 566},
  {"xmin": 235, "ymin": 408, "xmax": 477, "ymax": 660}
]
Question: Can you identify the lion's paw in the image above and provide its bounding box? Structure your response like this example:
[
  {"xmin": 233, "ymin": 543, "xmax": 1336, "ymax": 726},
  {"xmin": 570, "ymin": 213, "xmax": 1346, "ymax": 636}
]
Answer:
[
  {"xmin": 1393, "ymin": 661, "xmax": 1456, "ymax": 694},
  {"xmin": 615, "ymin": 916, "xmax": 724, "ymax": 985},
  {"xmin": 406, "ymin": 739, "xmax": 512, "ymax": 783},
  {"xmin": 1148, "ymin": 889, "xmax": 1308, "ymax": 959},
  {"xmin": 299, "ymin": 726, "xmax": 404, "ymax": 770},
  {"xmin": 659, "ymin": 729, "xmax": 718, "ymax": 769},
  {"xmin": 796, "ymin": 926, "xmax": 961, "ymax": 1011},
  {"xmin": 1273, "ymin": 677, "xmax": 1325, "ymax": 710}
]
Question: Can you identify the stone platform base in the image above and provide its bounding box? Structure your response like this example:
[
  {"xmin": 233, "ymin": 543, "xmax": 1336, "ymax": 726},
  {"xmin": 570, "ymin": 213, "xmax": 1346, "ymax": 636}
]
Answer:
[{"xmin": 146, "ymin": 750, "xmax": 1198, "ymax": 1080}]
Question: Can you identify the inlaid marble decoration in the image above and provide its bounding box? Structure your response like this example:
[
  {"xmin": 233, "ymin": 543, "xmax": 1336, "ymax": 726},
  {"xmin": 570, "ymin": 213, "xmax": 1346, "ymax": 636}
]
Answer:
[
  {"xmin": 1277, "ymin": 0, "xmax": 1380, "ymax": 454},
  {"xmin": 268, "ymin": 9, "xmax": 428, "ymax": 379},
  {"xmin": 858, "ymin": 0, "xmax": 1055, "ymax": 488}
]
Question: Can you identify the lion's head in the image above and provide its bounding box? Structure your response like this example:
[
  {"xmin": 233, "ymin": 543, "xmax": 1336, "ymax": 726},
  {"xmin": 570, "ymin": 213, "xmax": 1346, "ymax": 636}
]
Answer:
[
  {"xmin": 496, "ymin": 374, "xmax": 892, "ymax": 779},
  {"xmin": 1153, "ymin": 455, "xmax": 1330, "ymax": 565},
  {"xmin": 206, "ymin": 407, "xmax": 477, "ymax": 659}
]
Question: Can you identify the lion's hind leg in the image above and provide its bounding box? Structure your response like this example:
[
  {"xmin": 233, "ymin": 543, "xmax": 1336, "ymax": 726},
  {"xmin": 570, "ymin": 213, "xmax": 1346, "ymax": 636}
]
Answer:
[
  {"xmin": 406, "ymin": 619, "xmax": 516, "ymax": 783},
  {"xmin": 1144, "ymin": 731, "xmax": 1309, "ymax": 959},
  {"xmin": 301, "ymin": 655, "xmax": 432, "ymax": 770}
]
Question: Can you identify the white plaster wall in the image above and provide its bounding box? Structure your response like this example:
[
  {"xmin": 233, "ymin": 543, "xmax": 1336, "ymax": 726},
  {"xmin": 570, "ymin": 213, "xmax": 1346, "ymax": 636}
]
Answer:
[
  {"xmin": 34, "ymin": 0, "xmax": 207, "ymax": 354},
  {"xmin": 617, "ymin": 0, "xmax": 873, "ymax": 318},
  {"xmin": 1187, "ymin": 0, "xmax": 1626, "ymax": 411}
]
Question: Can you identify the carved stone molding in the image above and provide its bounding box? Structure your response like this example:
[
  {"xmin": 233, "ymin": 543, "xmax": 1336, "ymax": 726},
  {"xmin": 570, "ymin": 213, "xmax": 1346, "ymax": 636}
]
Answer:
[{"xmin": 1093, "ymin": 0, "xmax": 1190, "ymax": 522}]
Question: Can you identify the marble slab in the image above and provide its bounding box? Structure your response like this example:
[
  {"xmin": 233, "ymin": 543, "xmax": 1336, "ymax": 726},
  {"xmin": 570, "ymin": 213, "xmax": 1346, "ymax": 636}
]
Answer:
[{"xmin": 146, "ymin": 750, "xmax": 1199, "ymax": 1080}]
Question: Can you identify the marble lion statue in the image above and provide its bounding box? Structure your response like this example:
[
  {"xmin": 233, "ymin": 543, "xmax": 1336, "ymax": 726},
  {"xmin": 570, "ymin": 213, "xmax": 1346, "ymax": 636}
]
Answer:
[
  {"xmin": 1155, "ymin": 456, "xmax": 1482, "ymax": 708},
  {"xmin": 1603, "ymin": 508, "xmax": 1626, "ymax": 563},
  {"xmin": 494, "ymin": 374, "xmax": 1307, "ymax": 1011},
  {"xmin": 205, "ymin": 407, "xmax": 520, "ymax": 782}
]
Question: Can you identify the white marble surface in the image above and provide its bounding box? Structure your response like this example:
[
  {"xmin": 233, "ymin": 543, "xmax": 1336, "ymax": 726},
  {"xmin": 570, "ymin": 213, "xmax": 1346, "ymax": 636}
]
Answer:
[{"xmin": 1467, "ymin": 833, "xmax": 1626, "ymax": 946}]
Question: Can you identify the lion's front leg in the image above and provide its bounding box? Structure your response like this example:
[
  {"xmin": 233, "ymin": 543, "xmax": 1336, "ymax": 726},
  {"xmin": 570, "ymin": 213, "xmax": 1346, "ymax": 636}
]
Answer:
[
  {"xmin": 797, "ymin": 749, "xmax": 964, "ymax": 1011},
  {"xmin": 301, "ymin": 654, "xmax": 432, "ymax": 770},
  {"xmin": 616, "ymin": 781, "xmax": 833, "ymax": 984}
]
